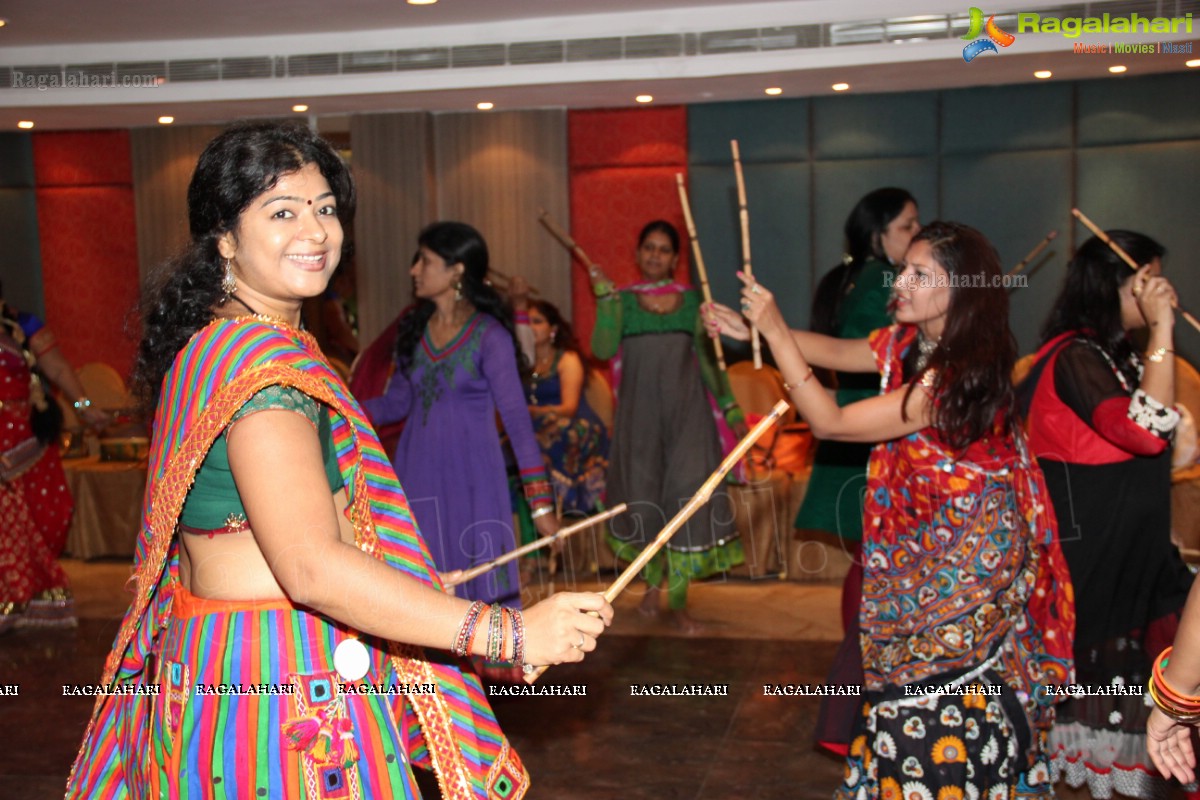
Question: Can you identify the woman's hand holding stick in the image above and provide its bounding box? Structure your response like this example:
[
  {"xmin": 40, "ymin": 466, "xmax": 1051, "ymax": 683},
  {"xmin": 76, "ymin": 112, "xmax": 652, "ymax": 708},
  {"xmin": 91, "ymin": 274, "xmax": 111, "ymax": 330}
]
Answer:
[
  {"xmin": 1072, "ymin": 208, "xmax": 1200, "ymax": 335},
  {"xmin": 522, "ymin": 403, "xmax": 789, "ymax": 683}
]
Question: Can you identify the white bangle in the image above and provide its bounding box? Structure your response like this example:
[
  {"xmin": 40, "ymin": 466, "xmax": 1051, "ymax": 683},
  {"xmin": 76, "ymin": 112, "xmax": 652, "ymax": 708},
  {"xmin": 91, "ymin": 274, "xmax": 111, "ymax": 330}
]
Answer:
[{"xmin": 530, "ymin": 506, "xmax": 554, "ymax": 520}]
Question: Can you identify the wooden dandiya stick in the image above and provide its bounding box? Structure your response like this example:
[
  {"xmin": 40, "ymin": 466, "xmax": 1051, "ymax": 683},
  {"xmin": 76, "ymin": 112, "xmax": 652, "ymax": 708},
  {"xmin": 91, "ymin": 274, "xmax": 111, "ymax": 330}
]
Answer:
[
  {"xmin": 486, "ymin": 267, "xmax": 540, "ymax": 298},
  {"xmin": 1007, "ymin": 230, "xmax": 1058, "ymax": 277},
  {"xmin": 444, "ymin": 504, "xmax": 628, "ymax": 588},
  {"xmin": 1072, "ymin": 208, "xmax": 1200, "ymax": 335},
  {"xmin": 675, "ymin": 173, "xmax": 727, "ymax": 372},
  {"xmin": 523, "ymin": 400, "xmax": 790, "ymax": 683},
  {"xmin": 730, "ymin": 140, "xmax": 763, "ymax": 369},
  {"xmin": 537, "ymin": 209, "xmax": 599, "ymax": 273}
]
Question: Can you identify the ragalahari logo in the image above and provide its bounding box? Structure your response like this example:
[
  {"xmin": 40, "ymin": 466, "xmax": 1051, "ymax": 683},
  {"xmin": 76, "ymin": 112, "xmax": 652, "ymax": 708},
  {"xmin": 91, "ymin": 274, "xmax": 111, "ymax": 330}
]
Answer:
[{"xmin": 961, "ymin": 7, "xmax": 1016, "ymax": 62}]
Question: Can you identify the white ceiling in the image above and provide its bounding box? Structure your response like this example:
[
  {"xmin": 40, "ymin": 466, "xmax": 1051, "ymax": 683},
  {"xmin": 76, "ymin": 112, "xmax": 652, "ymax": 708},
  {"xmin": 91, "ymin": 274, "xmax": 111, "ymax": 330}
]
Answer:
[{"xmin": 0, "ymin": 0, "xmax": 1196, "ymax": 130}]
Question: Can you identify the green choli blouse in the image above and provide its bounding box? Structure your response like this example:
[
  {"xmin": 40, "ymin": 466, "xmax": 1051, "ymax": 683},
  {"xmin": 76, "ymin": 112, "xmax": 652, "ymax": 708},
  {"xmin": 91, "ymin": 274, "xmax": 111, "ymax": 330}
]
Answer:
[{"xmin": 178, "ymin": 385, "xmax": 342, "ymax": 531}]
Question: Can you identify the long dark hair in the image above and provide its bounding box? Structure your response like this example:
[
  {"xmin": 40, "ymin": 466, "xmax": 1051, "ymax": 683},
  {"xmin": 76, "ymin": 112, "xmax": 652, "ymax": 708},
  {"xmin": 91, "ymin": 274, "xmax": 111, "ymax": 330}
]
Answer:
[
  {"xmin": 811, "ymin": 187, "xmax": 915, "ymax": 335},
  {"xmin": 528, "ymin": 298, "xmax": 582, "ymax": 358},
  {"xmin": 1041, "ymin": 230, "xmax": 1164, "ymax": 380},
  {"xmin": 901, "ymin": 221, "xmax": 1016, "ymax": 449},
  {"xmin": 131, "ymin": 121, "xmax": 355, "ymax": 411},
  {"xmin": 393, "ymin": 221, "xmax": 521, "ymax": 374}
]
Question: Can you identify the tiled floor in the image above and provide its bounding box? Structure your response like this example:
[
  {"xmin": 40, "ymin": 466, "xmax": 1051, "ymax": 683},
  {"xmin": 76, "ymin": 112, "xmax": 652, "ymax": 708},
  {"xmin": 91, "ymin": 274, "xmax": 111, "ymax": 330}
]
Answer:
[{"xmin": 0, "ymin": 561, "xmax": 848, "ymax": 799}]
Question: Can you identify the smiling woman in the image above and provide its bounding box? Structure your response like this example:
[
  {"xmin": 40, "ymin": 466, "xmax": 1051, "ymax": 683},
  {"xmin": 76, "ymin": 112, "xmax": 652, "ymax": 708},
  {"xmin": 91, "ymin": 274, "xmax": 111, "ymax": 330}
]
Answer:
[{"xmin": 67, "ymin": 122, "xmax": 612, "ymax": 800}]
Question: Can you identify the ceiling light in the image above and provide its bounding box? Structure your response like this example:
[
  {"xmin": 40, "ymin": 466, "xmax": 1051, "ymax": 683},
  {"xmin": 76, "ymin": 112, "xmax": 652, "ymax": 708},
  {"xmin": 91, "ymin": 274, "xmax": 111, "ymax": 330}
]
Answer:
[
  {"xmin": 764, "ymin": 87, "xmax": 783, "ymax": 96},
  {"xmin": 476, "ymin": 101, "xmax": 494, "ymax": 110},
  {"xmin": 158, "ymin": 116, "xmax": 174, "ymax": 124},
  {"xmin": 407, "ymin": 0, "xmax": 437, "ymax": 4},
  {"xmin": 635, "ymin": 95, "xmax": 653, "ymax": 104},
  {"xmin": 17, "ymin": 120, "xmax": 33, "ymax": 129},
  {"xmin": 1108, "ymin": 65, "xmax": 1127, "ymax": 74},
  {"xmin": 0, "ymin": 19, "xmax": 8, "ymax": 28},
  {"xmin": 1034, "ymin": 70, "xmax": 1052, "ymax": 79},
  {"xmin": 1187, "ymin": 59, "xmax": 1200, "ymax": 68},
  {"xmin": 292, "ymin": 104, "xmax": 309, "ymax": 113},
  {"xmin": 832, "ymin": 83, "xmax": 850, "ymax": 92}
]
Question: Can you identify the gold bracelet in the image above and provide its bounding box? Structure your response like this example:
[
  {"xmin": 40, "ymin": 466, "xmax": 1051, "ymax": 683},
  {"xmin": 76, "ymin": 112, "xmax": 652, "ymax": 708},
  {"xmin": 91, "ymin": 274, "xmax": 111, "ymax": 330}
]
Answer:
[
  {"xmin": 1146, "ymin": 346, "xmax": 1173, "ymax": 363},
  {"xmin": 782, "ymin": 368, "xmax": 815, "ymax": 392}
]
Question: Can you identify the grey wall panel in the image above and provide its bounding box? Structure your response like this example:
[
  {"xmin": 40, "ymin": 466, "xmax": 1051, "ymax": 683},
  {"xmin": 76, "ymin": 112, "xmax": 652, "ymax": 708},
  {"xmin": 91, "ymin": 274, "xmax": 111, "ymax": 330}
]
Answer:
[
  {"xmin": 941, "ymin": 83, "xmax": 1073, "ymax": 155},
  {"xmin": 689, "ymin": 161, "xmax": 811, "ymax": 330},
  {"xmin": 813, "ymin": 91, "xmax": 939, "ymax": 160},
  {"xmin": 1078, "ymin": 73, "xmax": 1200, "ymax": 147},
  {"xmin": 688, "ymin": 99, "xmax": 809, "ymax": 166},
  {"xmin": 942, "ymin": 150, "xmax": 1073, "ymax": 357}
]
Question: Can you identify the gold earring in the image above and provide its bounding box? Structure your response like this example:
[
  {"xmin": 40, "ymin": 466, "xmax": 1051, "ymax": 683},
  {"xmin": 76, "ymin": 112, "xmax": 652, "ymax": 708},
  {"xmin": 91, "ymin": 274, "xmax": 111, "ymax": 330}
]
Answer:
[
  {"xmin": 222, "ymin": 258, "xmax": 237, "ymax": 297},
  {"xmin": 454, "ymin": 278, "xmax": 463, "ymax": 302}
]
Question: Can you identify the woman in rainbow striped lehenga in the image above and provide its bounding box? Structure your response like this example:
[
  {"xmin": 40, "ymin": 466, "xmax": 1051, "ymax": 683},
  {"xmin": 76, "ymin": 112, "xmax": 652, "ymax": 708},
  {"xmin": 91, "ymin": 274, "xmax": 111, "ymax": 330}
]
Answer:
[{"xmin": 67, "ymin": 121, "xmax": 612, "ymax": 800}]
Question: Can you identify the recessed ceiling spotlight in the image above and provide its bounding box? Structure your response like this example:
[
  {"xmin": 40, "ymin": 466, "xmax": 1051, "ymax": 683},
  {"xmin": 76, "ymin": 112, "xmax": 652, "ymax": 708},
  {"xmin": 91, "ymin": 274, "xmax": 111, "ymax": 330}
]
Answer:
[
  {"xmin": 1034, "ymin": 70, "xmax": 1053, "ymax": 79},
  {"xmin": 476, "ymin": 101, "xmax": 494, "ymax": 110},
  {"xmin": 17, "ymin": 120, "xmax": 33, "ymax": 129},
  {"xmin": 292, "ymin": 104, "xmax": 309, "ymax": 113},
  {"xmin": 765, "ymin": 87, "xmax": 783, "ymax": 96},
  {"xmin": 1186, "ymin": 58, "xmax": 1200, "ymax": 68},
  {"xmin": 158, "ymin": 116, "xmax": 174, "ymax": 124},
  {"xmin": 407, "ymin": 0, "xmax": 437, "ymax": 4},
  {"xmin": 0, "ymin": 19, "xmax": 8, "ymax": 28},
  {"xmin": 832, "ymin": 83, "xmax": 850, "ymax": 92},
  {"xmin": 1109, "ymin": 65, "xmax": 1127, "ymax": 74},
  {"xmin": 635, "ymin": 95, "xmax": 654, "ymax": 104}
]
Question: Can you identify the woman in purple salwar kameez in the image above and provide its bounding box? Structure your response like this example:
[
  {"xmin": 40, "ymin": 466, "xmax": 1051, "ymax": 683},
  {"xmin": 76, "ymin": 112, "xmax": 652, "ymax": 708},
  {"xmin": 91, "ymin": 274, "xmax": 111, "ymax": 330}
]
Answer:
[{"xmin": 364, "ymin": 222, "xmax": 557, "ymax": 605}]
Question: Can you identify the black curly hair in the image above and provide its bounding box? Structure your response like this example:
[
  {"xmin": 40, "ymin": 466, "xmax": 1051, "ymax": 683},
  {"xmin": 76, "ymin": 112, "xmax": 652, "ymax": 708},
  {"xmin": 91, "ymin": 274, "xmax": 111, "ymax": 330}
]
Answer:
[
  {"xmin": 131, "ymin": 121, "xmax": 355, "ymax": 411},
  {"xmin": 393, "ymin": 221, "xmax": 522, "ymax": 374}
]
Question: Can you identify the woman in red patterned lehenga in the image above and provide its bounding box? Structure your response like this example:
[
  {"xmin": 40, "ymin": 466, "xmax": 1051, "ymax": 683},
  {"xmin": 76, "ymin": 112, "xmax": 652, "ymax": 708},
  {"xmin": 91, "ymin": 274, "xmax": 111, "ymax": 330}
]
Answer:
[
  {"xmin": 0, "ymin": 296, "xmax": 76, "ymax": 632},
  {"xmin": 706, "ymin": 222, "xmax": 1074, "ymax": 800}
]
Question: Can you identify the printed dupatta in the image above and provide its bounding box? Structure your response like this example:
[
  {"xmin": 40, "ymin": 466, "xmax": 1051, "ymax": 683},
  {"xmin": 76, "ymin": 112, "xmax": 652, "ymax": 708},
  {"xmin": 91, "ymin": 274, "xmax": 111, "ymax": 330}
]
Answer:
[
  {"xmin": 860, "ymin": 325, "xmax": 1074, "ymax": 712},
  {"xmin": 67, "ymin": 317, "xmax": 527, "ymax": 799}
]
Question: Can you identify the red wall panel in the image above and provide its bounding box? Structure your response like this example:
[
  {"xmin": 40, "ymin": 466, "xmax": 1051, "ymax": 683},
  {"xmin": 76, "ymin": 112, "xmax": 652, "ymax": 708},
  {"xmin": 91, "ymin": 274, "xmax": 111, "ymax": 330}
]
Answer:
[
  {"xmin": 33, "ymin": 132, "xmax": 139, "ymax": 376},
  {"xmin": 567, "ymin": 107, "xmax": 690, "ymax": 356}
]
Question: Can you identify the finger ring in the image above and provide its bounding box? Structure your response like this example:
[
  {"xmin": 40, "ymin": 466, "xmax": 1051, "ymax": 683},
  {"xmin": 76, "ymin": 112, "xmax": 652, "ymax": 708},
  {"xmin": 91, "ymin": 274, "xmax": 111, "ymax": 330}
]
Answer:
[
  {"xmin": 751, "ymin": 283, "xmax": 762, "ymax": 295},
  {"xmin": 575, "ymin": 633, "xmax": 585, "ymax": 649},
  {"xmin": 740, "ymin": 300, "xmax": 752, "ymax": 311}
]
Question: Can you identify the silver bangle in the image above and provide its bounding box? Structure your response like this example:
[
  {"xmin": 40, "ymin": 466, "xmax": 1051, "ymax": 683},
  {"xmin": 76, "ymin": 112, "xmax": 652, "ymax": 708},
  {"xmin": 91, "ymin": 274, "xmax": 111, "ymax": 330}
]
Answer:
[{"xmin": 530, "ymin": 505, "xmax": 554, "ymax": 520}]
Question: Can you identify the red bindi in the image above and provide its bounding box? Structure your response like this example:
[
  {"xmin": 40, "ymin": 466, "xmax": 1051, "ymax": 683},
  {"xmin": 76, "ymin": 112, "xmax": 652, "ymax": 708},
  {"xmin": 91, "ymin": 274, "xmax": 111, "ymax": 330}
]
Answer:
[{"xmin": 307, "ymin": 199, "xmax": 312, "ymax": 205}]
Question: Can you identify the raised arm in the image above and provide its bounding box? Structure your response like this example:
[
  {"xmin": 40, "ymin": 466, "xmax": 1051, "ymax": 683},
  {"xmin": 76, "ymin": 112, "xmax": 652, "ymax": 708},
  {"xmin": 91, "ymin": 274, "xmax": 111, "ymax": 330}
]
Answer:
[
  {"xmin": 706, "ymin": 274, "xmax": 930, "ymax": 443},
  {"xmin": 589, "ymin": 269, "xmax": 623, "ymax": 361},
  {"xmin": 226, "ymin": 404, "xmax": 609, "ymax": 665},
  {"xmin": 704, "ymin": 286, "xmax": 876, "ymax": 374}
]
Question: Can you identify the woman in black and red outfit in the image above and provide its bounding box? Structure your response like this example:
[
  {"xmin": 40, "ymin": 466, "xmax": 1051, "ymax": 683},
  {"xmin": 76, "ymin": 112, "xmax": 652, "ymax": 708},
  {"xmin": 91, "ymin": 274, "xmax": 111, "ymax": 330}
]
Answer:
[{"xmin": 1018, "ymin": 230, "xmax": 1193, "ymax": 798}]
